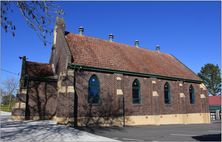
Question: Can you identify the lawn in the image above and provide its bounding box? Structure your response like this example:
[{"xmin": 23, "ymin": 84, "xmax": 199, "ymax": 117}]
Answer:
[{"xmin": 0, "ymin": 104, "xmax": 12, "ymax": 112}]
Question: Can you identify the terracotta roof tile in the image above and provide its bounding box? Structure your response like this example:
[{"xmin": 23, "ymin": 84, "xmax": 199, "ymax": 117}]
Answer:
[
  {"xmin": 65, "ymin": 33, "xmax": 201, "ymax": 81},
  {"xmin": 26, "ymin": 61, "xmax": 54, "ymax": 77}
]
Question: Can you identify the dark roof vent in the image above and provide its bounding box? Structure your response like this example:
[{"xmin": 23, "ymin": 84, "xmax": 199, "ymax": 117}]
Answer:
[
  {"xmin": 78, "ymin": 26, "xmax": 84, "ymax": 36},
  {"xmin": 109, "ymin": 34, "xmax": 114, "ymax": 42},
  {"xmin": 156, "ymin": 45, "xmax": 160, "ymax": 52},
  {"xmin": 134, "ymin": 40, "xmax": 139, "ymax": 48}
]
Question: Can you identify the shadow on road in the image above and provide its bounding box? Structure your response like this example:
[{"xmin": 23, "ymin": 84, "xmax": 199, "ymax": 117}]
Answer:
[
  {"xmin": 76, "ymin": 126, "xmax": 126, "ymax": 134},
  {"xmin": 1, "ymin": 120, "xmax": 81, "ymax": 142},
  {"xmin": 192, "ymin": 133, "xmax": 221, "ymax": 141}
]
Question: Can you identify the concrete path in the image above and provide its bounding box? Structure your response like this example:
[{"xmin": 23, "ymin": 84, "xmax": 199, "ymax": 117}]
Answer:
[{"xmin": 0, "ymin": 111, "xmax": 119, "ymax": 142}]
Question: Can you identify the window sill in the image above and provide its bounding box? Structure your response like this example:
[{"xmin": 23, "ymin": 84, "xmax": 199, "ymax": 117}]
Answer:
[
  {"xmin": 87, "ymin": 103, "xmax": 101, "ymax": 106},
  {"xmin": 132, "ymin": 103, "xmax": 142, "ymax": 106},
  {"xmin": 164, "ymin": 103, "xmax": 172, "ymax": 106}
]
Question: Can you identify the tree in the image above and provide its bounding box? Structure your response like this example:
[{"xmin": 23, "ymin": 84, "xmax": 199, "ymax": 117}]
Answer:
[
  {"xmin": 0, "ymin": 88, "xmax": 7, "ymax": 104},
  {"xmin": 1, "ymin": 94, "xmax": 16, "ymax": 105},
  {"xmin": 198, "ymin": 64, "xmax": 221, "ymax": 96},
  {"xmin": 1, "ymin": 1, "xmax": 63, "ymax": 46},
  {"xmin": 1, "ymin": 78, "xmax": 18, "ymax": 108}
]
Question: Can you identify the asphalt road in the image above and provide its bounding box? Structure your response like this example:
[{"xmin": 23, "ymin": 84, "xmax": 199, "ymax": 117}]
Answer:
[
  {"xmin": 79, "ymin": 121, "xmax": 221, "ymax": 141},
  {"xmin": 1, "ymin": 111, "xmax": 221, "ymax": 141}
]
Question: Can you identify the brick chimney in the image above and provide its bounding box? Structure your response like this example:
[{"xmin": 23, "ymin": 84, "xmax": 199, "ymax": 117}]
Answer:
[{"xmin": 55, "ymin": 17, "xmax": 65, "ymax": 32}]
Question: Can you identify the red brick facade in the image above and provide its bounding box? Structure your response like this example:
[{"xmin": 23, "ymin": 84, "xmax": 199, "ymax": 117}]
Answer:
[{"xmin": 12, "ymin": 17, "xmax": 210, "ymax": 125}]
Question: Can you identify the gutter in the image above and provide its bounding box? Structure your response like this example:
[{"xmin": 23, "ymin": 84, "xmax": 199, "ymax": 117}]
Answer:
[{"xmin": 68, "ymin": 63, "xmax": 203, "ymax": 84}]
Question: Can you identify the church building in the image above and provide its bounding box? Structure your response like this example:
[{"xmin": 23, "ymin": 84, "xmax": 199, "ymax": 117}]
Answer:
[{"xmin": 12, "ymin": 17, "xmax": 210, "ymax": 126}]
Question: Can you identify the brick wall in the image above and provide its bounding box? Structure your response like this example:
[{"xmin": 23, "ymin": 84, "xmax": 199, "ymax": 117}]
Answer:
[
  {"xmin": 27, "ymin": 80, "xmax": 57, "ymax": 119},
  {"xmin": 73, "ymin": 70, "xmax": 208, "ymax": 119},
  {"xmin": 12, "ymin": 80, "xmax": 57, "ymax": 120},
  {"xmin": 13, "ymin": 67, "xmax": 208, "ymax": 123}
]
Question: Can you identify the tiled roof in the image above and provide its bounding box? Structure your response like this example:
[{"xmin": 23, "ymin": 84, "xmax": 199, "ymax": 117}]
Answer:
[
  {"xmin": 209, "ymin": 96, "xmax": 221, "ymax": 106},
  {"xmin": 26, "ymin": 61, "xmax": 54, "ymax": 77},
  {"xmin": 65, "ymin": 33, "xmax": 201, "ymax": 81}
]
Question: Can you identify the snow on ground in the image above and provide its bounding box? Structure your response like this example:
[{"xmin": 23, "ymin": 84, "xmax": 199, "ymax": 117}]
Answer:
[
  {"xmin": 0, "ymin": 111, "xmax": 119, "ymax": 142},
  {"xmin": 0, "ymin": 111, "xmax": 11, "ymax": 116}
]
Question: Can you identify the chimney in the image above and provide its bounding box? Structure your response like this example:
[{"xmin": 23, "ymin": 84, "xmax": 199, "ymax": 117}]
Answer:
[
  {"xmin": 55, "ymin": 17, "xmax": 65, "ymax": 32},
  {"xmin": 134, "ymin": 40, "xmax": 139, "ymax": 48},
  {"xmin": 78, "ymin": 26, "xmax": 84, "ymax": 36},
  {"xmin": 156, "ymin": 44, "xmax": 160, "ymax": 52},
  {"xmin": 109, "ymin": 34, "xmax": 114, "ymax": 42},
  {"xmin": 54, "ymin": 17, "xmax": 65, "ymax": 46}
]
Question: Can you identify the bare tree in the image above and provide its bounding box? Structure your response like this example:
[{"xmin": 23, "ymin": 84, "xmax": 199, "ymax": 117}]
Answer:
[
  {"xmin": 1, "ymin": 1, "xmax": 64, "ymax": 46},
  {"xmin": 0, "ymin": 87, "xmax": 6, "ymax": 104},
  {"xmin": 2, "ymin": 77, "xmax": 18, "ymax": 108}
]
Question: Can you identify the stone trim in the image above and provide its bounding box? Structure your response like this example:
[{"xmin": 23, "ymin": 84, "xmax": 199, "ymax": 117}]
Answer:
[
  {"xmin": 52, "ymin": 64, "xmax": 56, "ymax": 74},
  {"xmin": 200, "ymin": 83, "xmax": 207, "ymax": 90},
  {"xmin": 67, "ymin": 86, "xmax": 74, "ymax": 93},
  {"xmin": 152, "ymin": 80, "xmax": 156, "ymax": 84},
  {"xmin": 53, "ymin": 113, "xmax": 210, "ymax": 126},
  {"xmin": 54, "ymin": 116, "xmax": 123, "ymax": 126},
  {"xmin": 58, "ymin": 86, "xmax": 66, "ymax": 93},
  {"xmin": 116, "ymin": 89, "xmax": 123, "ymax": 95},
  {"xmin": 53, "ymin": 25, "xmax": 57, "ymax": 45},
  {"xmin": 180, "ymin": 93, "xmax": 185, "ymax": 98},
  {"xmin": 152, "ymin": 91, "xmax": 159, "ymax": 96},
  {"xmin": 116, "ymin": 77, "xmax": 122, "ymax": 80},
  {"xmin": 200, "ymin": 94, "xmax": 206, "ymax": 98},
  {"xmin": 13, "ymin": 102, "xmax": 26, "ymax": 109},
  {"xmin": 67, "ymin": 70, "xmax": 74, "ymax": 76},
  {"xmin": 58, "ymin": 86, "xmax": 74, "ymax": 93},
  {"xmin": 125, "ymin": 113, "xmax": 210, "ymax": 125}
]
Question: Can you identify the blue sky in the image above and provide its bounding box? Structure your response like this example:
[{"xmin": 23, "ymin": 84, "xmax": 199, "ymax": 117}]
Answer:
[{"xmin": 0, "ymin": 1, "xmax": 221, "ymax": 83}]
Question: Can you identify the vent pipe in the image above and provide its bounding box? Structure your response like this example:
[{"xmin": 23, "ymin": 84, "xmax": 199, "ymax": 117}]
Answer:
[
  {"xmin": 156, "ymin": 44, "xmax": 160, "ymax": 52},
  {"xmin": 134, "ymin": 40, "xmax": 139, "ymax": 48},
  {"xmin": 109, "ymin": 34, "xmax": 114, "ymax": 42},
  {"xmin": 78, "ymin": 26, "xmax": 84, "ymax": 36}
]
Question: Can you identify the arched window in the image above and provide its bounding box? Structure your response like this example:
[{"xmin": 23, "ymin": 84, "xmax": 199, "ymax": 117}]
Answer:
[
  {"xmin": 88, "ymin": 75, "xmax": 100, "ymax": 103},
  {"xmin": 164, "ymin": 82, "xmax": 171, "ymax": 104},
  {"xmin": 189, "ymin": 85, "xmax": 195, "ymax": 104},
  {"xmin": 132, "ymin": 79, "xmax": 140, "ymax": 104}
]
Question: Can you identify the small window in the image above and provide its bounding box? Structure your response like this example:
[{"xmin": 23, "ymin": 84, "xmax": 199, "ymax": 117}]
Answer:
[
  {"xmin": 132, "ymin": 79, "xmax": 140, "ymax": 104},
  {"xmin": 88, "ymin": 75, "xmax": 100, "ymax": 103},
  {"xmin": 189, "ymin": 85, "xmax": 195, "ymax": 104},
  {"xmin": 164, "ymin": 82, "xmax": 171, "ymax": 104}
]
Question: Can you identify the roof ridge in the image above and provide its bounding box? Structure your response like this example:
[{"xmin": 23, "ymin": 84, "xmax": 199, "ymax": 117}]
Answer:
[{"xmin": 66, "ymin": 32, "xmax": 170, "ymax": 56}]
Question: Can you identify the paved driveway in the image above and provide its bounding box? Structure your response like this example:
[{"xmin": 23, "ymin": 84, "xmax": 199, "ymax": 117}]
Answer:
[
  {"xmin": 0, "ymin": 112, "xmax": 118, "ymax": 142},
  {"xmin": 79, "ymin": 121, "xmax": 221, "ymax": 141},
  {"xmin": 1, "ymin": 111, "xmax": 221, "ymax": 141}
]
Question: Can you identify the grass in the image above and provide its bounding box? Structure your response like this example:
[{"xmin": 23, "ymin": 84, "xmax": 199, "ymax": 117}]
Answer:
[{"xmin": 0, "ymin": 104, "xmax": 12, "ymax": 112}]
